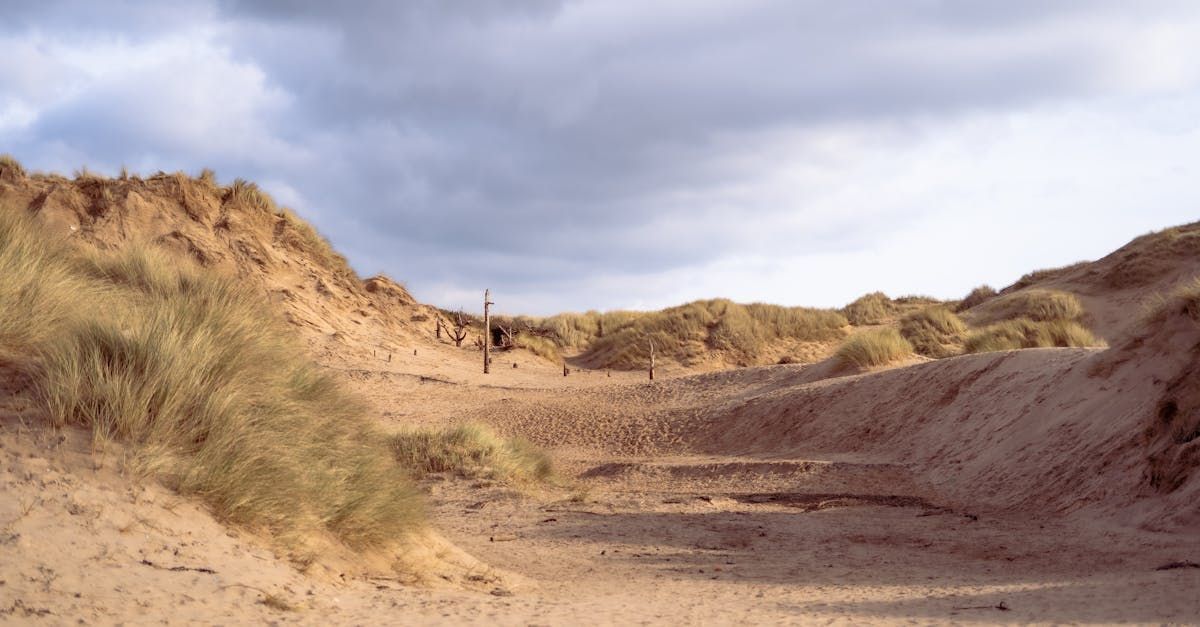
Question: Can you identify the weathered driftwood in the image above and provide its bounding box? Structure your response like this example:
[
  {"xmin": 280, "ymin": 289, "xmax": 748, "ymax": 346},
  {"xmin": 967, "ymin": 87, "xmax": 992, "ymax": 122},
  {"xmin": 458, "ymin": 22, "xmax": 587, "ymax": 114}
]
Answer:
[
  {"xmin": 483, "ymin": 289, "xmax": 494, "ymax": 374},
  {"xmin": 648, "ymin": 338, "xmax": 655, "ymax": 381}
]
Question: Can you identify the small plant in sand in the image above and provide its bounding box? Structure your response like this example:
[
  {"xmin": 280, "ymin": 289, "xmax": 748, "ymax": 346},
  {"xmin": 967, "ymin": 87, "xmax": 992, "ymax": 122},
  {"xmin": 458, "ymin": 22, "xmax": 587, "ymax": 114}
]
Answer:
[{"xmin": 833, "ymin": 328, "xmax": 914, "ymax": 371}]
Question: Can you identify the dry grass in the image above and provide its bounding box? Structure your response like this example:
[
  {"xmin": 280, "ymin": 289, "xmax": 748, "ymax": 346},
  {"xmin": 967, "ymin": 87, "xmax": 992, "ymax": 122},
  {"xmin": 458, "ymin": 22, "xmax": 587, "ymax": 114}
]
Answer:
[
  {"xmin": 970, "ymin": 289, "xmax": 1084, "ymax": 325},
  {"xmin": 0, "ymin": 154, "xmax": 26, "ymax": 181},
  {"xmin": 487, "ymin": 300, "xmax": 846, "ymax": 369},
  {"xmin": 964, "ymin": 319, "xmax": 1103, "ymax": 353},
  {"xmin": 536, "ymin": 310, "xmax": 645, "ymax": 350},
  {"xmin": 842, "ymin": 292, "xmax": 897, "ymax": 325},
  {"xmin": 224, "ymin": 178, "xmax": 276, "ymax": 213},
  {"xmin": 579, "ymin": 299, "xmax": 847, "ymax": 369},
  {"xmin": 1103, "ymin": 224, "xmax": 1200, "ymax": 289},
  {"xmin": 899, "ymin": 306, "xmax": 967, "ymax": 358},
  {"xmin": 1, "ymin": 206, "xmax": 423, "ymax": 552},
  {"xmin": 1140, "ymin": 277, "xmax": 1200, "ymax": 326},
  {"xmin": 1009, "ymin": 261, "xmax": 1090, "ymax": 290},
  {"xmin": 833, "ymin": 328, "xmax": 914, "ymax": 371},
  {"xmin": 515, "ymin": 334, "xmax": 562, "ymax": 363},
  {"xmin": 390, "ymin": 424, "xmax": 552, "ymax": 484},
  {"xmin": 275, "ymin": 207, "xmax": 354, "ymax": 277},
  {"xmin": 958, "ymin": 285, "xmax": 997, "ymax": 311}
]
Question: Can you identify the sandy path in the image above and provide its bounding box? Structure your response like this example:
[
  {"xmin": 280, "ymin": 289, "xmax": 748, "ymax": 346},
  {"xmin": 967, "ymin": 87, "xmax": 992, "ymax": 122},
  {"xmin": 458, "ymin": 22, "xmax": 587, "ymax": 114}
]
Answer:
[
  {"xmin": 340, "ymin": 348, "xmax": 1200, "ymax": 624},
  {"xmin": 4, "ymin": 344, "xmax": 1200, "ymax": 624}
]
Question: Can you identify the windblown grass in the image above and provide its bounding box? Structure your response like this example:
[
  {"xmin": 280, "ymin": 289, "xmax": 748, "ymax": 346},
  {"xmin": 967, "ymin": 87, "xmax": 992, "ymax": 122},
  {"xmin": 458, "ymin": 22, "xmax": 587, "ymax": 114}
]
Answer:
[
  {"xmin": 0, "ymin": 154, "xmax": 26, "ymax": 181},
  {"xmin": 275, "ymin": 206, "xmax": 354, "ymax": 276},
  {"xmin": 1, "ymin": 206, "xmax": 422, "ymax": 552},
  {"xmin": 899, "ymin": 306, "xmax": 967, "ymax": 358},
  {"xmin": 833, "ymin": 328, "xmax": 913, "ymax": 371},
  {"xmin": 515, "ymin": 334, "xmax": 563, "ymax": 363},
  {"xmin": 224, "ymin": 178, "xmax": 275, "ymax": 213},
  {"xmin": 970, "ymin": 288, "xmax": 1084, "ymax": 325},
  {"xmin": 536, "ymin": 310, "xmax": 645, "ymax": 350},
  {"xmin": 964, "ymin": 319, "xmax": 1103, "ymax": 353},
  {"xmin": 842, "ymin": 292, "xmax": 897, "ymax": 325},
  {"xmin": 390, "ymin": 424, "xmax": 552, "ymax": 484},
  {"xmin": 1139, "ymin": 277, "xmax": 1200, "ymax": 327}
]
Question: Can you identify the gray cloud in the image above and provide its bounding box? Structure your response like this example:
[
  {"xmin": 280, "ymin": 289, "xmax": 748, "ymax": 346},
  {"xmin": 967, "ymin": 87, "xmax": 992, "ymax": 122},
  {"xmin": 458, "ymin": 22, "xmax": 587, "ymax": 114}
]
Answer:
[{"xmin": 4, "ymin": 1, "xmax": 1200, "ymax": 312}]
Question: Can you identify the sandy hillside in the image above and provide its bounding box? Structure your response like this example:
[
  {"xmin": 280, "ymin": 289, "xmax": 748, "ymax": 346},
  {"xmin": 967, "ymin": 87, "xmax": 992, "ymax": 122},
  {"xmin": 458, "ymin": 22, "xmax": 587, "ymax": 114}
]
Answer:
[
  {"xmin": 973, "ymin": 221, "xmax": 1200, "ymax": 341},
  {"xmin": 2, "ymin": 170, "xmax": 1199, "ymax": 624}
]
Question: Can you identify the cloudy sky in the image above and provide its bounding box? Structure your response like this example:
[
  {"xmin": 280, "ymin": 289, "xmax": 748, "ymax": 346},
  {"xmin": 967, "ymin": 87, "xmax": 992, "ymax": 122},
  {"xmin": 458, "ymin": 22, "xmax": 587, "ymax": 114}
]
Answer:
[{"xmin": 2, "ymin": 1, "xmax": 1199, "ymax": 315}]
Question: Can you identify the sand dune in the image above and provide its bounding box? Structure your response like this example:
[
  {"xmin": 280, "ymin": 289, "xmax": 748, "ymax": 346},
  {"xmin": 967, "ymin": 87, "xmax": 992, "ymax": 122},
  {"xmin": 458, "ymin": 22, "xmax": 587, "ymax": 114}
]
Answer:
[{"xmin": 2, "ymin": 170, "xmax": 1198, "ymax": 624}]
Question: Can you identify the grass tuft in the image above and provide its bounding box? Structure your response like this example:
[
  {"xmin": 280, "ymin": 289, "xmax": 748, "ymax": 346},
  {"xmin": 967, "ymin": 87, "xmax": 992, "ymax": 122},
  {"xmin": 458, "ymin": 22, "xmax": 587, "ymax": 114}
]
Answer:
[
  {"xmin": 957, "ymin": 285, "xmax": 997, "ymax": 311},
  {"xmin": 843, "ymin": 292, "xmax": 896, "ymax": 325},
  {"xmin": 833, "ymin": 328, "xmax": 913, "ymax": 371},
  {"xmin": 390, "ymin": 424, "xmax": 553, "ymax": 484},
  {"xmin": 224, "ymin": 179, "xmax": 276, "ymax": 213},
  {"xmin": 899, "ymin": 306, "xmax": 966, "ymax": 358},
  {"xmin": 964, "ymin": 319, "xmax": 1103, "ymax": 353},
  {"xmin": 0, "ymin": 154, "xmax": 27, "ymax": 181},
  {"xmin": 970, "ymin": 289, "xmax": 1084, "ymax": 326}
]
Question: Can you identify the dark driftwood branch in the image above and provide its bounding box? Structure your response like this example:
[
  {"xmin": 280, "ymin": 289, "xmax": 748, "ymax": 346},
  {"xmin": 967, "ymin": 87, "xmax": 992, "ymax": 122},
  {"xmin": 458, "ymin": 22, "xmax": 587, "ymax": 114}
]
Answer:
[
  {"xmin": 445, "ymin": 310, "xmax": 469, "ymax": 347},
  {"xmin": 139, "ymin": 559, "xmax": 216, "ymax": 575}
]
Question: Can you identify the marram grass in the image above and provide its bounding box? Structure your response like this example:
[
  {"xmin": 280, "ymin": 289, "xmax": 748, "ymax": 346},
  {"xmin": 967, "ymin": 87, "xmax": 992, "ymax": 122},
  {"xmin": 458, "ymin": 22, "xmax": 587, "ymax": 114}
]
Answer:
[{"xmin": 0, "ymin": 206, "xmax": 434, "ymax": 553}]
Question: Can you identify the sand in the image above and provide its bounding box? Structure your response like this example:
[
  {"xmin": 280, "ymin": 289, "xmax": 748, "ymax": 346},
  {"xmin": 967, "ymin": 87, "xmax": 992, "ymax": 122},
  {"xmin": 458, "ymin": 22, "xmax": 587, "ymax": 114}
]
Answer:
[
  {"xmin": 2, "ymin": 174, "xmax": 1199, "ymax": 624},
  {"xmin": 5, "ymin": 334, "xmax": 1199, "ymax": 624}
]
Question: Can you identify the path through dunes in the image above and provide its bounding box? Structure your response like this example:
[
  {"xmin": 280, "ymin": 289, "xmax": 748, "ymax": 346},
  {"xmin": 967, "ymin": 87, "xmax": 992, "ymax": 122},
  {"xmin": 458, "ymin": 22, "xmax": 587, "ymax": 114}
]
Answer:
[
  {"xmin": 3, "ymin": 170, "xmax": 1199, "ymax": 623},
  {"xmin": 336, "ymin": 332, "xmax": 1200, "ymax": 624}
]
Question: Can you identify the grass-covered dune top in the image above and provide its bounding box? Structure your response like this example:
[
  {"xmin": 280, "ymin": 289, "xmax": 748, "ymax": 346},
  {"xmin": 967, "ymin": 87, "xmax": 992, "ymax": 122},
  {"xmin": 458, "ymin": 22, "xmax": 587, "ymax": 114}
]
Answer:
[
  {"xmin": 967, "ymin": 288, "xmax": 1084, "ymax": 326},
  {"xmin": 842, "ymin": 292, "xmax": 898, "ymax": 325},
  {"xmin": 0, "ymin": 157, "xmax": 431, "ymax": 358},
  {"xmin": 470, "ymin": 299, "xmax": 848, "ymax": 370},
  {"xmin": 960, "ymin": 288, "xmax": 1104, "ymax": 354},
  {"xmin": 0, "ymin": 205, "xmax": 424, "ymax": 554},
  {"xmin": 570, "ymin": 299, "xmax": 849, "ymax": 369}
]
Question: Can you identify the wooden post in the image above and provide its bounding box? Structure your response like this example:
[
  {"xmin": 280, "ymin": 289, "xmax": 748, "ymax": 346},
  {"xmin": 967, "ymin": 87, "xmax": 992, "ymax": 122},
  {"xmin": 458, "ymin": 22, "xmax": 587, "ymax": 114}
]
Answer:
[
  {"xmin": 563, "ymin": 363, "xmax": 569, "ymax": 377},
  {"xmin": 483, "ymin": 289, "xmax": 493, "ymax": 374},
  {"xmin": 648, "ymin": 339, "xmax": 655, "ymax": 381}
]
